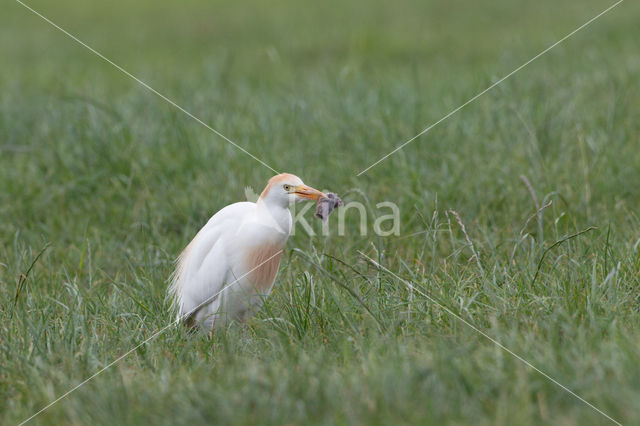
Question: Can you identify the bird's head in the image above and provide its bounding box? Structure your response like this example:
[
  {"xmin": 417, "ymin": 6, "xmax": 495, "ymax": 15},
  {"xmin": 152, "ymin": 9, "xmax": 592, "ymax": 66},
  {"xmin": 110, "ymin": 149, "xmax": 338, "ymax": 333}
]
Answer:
[{"xmin": 259, "ymin": 173, "xmax": 326, "ymax": 207}]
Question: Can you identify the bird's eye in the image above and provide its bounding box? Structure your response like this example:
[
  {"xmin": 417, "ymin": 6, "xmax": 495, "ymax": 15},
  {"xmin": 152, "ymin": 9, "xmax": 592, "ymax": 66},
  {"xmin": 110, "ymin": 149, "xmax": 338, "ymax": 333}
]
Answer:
[{"xmin": 283, "ymin": 184, "xmax": 291, "ymax": 191}]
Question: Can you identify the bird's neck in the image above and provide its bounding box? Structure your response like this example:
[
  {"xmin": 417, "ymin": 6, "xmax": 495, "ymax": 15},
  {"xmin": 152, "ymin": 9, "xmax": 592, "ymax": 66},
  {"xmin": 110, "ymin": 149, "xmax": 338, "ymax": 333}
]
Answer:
[{"xmin": 256, "ymin": 199, "xmax": 292, "ymax": 237}]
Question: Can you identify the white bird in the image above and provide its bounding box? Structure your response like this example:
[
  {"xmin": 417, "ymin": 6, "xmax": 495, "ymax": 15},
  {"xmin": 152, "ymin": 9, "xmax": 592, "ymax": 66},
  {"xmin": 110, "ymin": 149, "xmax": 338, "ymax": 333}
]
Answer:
[{"xmin": 168, "ymin": 173, "xmax": 326, "ymax": 329}]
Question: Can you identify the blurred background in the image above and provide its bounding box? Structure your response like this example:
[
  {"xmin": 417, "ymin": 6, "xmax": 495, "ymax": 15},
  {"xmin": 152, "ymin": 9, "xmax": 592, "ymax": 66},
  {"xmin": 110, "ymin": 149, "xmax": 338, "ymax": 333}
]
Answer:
[{"xmin": 1, "ymin": 0, "xmax": 639, "ymax": 424}]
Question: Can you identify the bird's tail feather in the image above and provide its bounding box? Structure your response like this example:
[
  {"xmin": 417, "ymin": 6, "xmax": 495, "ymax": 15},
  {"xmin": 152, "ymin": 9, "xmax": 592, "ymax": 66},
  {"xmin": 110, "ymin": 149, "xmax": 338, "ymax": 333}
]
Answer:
[{"xmin": 166, "ymin": 243, "xmax": 192, "ymax": 319}]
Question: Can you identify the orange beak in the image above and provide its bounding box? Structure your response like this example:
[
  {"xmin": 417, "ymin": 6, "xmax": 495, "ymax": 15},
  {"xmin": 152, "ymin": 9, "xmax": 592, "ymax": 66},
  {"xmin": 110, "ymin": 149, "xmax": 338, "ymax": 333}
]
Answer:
[{"xmin": 293, "ymin": 184, "xmax": 326, "ymax": 201}]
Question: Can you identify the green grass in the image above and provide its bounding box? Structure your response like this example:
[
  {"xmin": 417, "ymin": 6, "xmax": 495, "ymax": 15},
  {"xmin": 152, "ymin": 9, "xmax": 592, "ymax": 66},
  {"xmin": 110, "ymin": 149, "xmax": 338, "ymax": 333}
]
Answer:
[{"xmin": 2, "ymin": 0, "xmax": 640, "ymax": 424}]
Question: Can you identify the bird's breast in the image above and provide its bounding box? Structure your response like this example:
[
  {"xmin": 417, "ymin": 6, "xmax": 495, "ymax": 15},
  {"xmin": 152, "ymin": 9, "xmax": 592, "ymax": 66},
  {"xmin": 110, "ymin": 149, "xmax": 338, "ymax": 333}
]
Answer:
[{"xmin": 245, "ymin": 242, "xmax": 285, "ymax": 293}]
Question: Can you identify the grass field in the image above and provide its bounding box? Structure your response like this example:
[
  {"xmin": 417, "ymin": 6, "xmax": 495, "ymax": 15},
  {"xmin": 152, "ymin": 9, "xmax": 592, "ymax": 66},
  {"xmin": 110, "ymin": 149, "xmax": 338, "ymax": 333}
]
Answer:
[{"xmin": 2, "ymin": 0, "xmax": 640, "ymax": 424}]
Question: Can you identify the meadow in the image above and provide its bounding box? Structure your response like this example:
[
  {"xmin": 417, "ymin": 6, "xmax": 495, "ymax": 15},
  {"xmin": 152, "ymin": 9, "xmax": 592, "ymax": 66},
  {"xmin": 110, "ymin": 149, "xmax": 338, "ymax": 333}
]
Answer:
[{"xmin": 1, "ymin": 0, "xmax": 639, "ymax": 424}]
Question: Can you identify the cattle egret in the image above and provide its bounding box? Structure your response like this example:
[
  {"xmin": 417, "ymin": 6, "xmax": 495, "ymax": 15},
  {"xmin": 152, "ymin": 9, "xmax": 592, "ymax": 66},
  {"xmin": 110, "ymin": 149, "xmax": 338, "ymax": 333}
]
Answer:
[{"xmin": 168, "ymin": 173, "xmax": 326, "ymax": 329}]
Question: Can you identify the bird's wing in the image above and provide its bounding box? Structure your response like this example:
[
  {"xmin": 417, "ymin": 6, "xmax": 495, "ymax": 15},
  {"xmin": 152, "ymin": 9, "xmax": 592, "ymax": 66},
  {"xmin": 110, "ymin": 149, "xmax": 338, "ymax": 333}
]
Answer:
[{"xmin": 169, "ymin": 202, "xmax": 256, "ymax": 319}]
